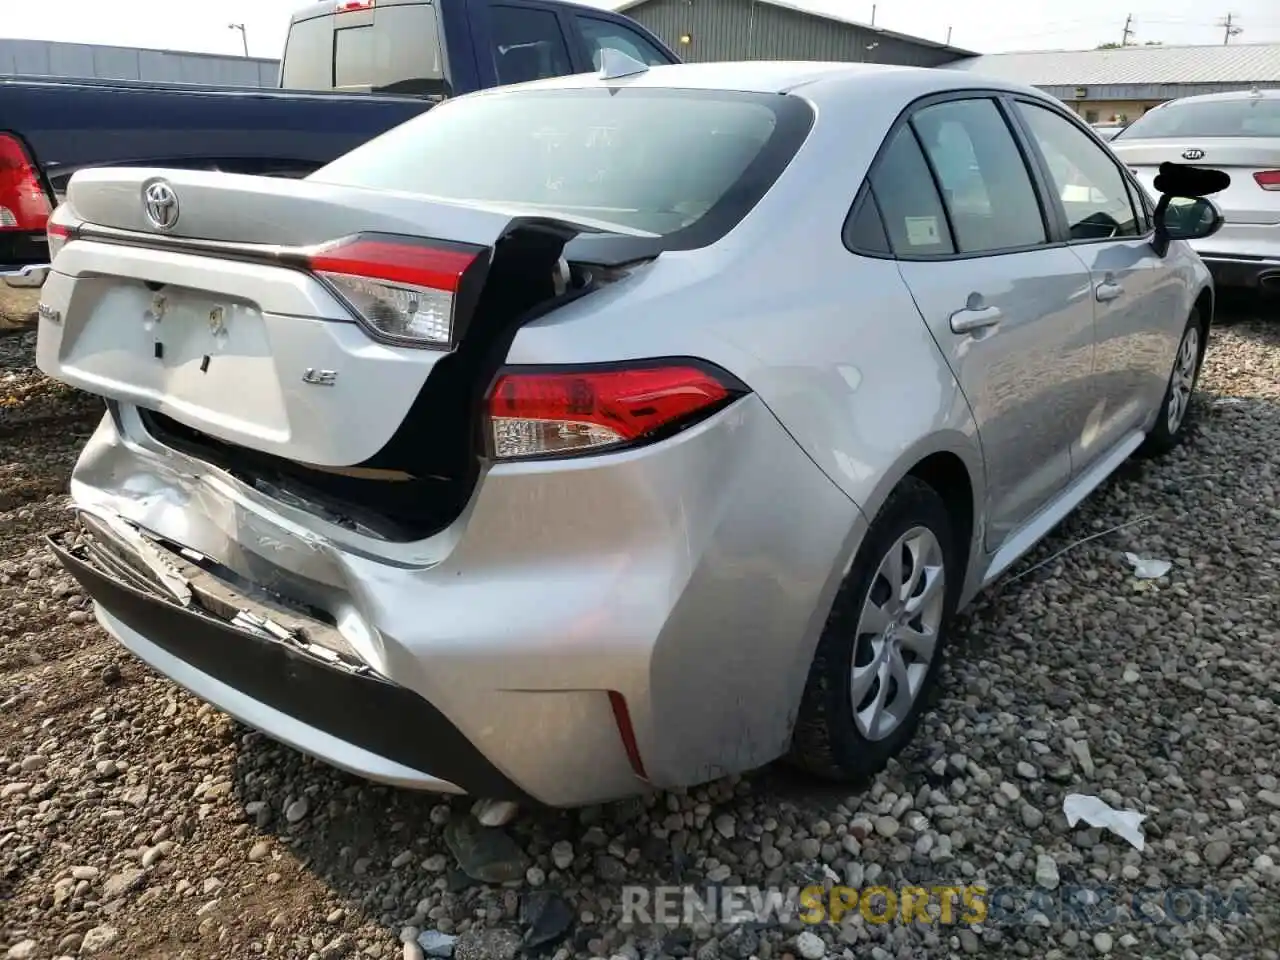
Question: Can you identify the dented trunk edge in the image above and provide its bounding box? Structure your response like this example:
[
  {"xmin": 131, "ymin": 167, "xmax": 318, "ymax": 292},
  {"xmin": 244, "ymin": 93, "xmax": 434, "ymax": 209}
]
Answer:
[
  {"xmin": 72, "ymin": 214, "xmax": 658, "ymax": 542},
  {"xmin": 48, "ymin": 516, "xmax": 529, "ymax": 801}
]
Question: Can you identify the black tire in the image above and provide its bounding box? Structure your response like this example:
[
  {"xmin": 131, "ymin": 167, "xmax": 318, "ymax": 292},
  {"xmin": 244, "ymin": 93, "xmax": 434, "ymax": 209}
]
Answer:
[
  {"xmin": 788, "ymin": 477, "xmax": 959, "ymax": 783},
  {"xmin": 1138, "ymin": 309, "xmax": 1207, "ymax": 459}
]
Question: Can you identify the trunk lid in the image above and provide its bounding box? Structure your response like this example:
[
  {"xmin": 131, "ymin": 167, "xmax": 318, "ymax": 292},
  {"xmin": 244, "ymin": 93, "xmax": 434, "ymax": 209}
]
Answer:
[
  {"xmin": 65, "ymin": 166, "xmax": 568, "ymax": 249},
  {"xmin": 39, "ymin": 167, "xmax": 597, "ymax": 473},
  {"xmin": 1111, "ymin": 137, "xmax": 1280, "ymax": 225}
]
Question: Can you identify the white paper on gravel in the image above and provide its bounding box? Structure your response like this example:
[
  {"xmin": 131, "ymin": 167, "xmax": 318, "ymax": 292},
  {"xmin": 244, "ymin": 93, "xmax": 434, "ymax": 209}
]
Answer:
[
  {"xmin": 1123, "ymin": 552, "xmax": 1172, "ymax": 579},
  {"xmin": 1063, "ymin": 793, "xmax": 1147, "ymax": 851}
]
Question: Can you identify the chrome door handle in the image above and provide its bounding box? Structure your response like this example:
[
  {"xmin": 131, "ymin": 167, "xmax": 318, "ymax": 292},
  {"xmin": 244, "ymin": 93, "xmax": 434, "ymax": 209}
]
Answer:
[
  {"xmin": 949, "ymin": 305, "xmax": 1003, "ymax": 334},
  {"xmin": 1096, "ymin": 280, "xmax": 1124, "ymax": 302}
]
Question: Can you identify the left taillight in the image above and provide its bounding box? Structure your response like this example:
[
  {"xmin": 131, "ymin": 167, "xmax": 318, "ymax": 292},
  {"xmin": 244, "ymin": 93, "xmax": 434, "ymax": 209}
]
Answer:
[
  {"xmin": 307, "ymin": 234, "xmax": 487, "ymax": 349},
  {"xmin": 46, "ymin": 219, "xmax": 76, "ymax": 259},
  {"xmin": 485, "ymin": 361, "xmax": 747, "ymax": 460}
]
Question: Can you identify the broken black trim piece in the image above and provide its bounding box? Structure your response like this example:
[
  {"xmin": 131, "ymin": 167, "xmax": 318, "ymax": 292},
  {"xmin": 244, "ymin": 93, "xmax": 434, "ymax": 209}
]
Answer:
[{"xmin": 49, "ymin": 535, "xmax": 529, "ymax": 801}]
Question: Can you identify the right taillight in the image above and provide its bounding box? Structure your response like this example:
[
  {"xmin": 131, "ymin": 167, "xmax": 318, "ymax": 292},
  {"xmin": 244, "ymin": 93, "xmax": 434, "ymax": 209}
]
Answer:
[
  {"xmin": 485, "ymin": 361, "xmax": 746, "ymax": 460},
  {"xmin": 0, "ymin": 133, "xmax": 52, "ymax": 233},
  {"xmin": 1253, "ymin": 170, "xmax": 1280, "ymax": 191}
]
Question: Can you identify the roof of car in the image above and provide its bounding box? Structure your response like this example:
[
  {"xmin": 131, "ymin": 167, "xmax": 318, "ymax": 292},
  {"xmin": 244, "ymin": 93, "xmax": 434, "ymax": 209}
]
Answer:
[
  {"xmin": 1146, "ymin": 87, "xmax": 1280, "ymax": 107},
  {"xmin": 465, "ymin": 60, "xmax": 1050, "ymax": 102},
  {"xmin": 505, "ymin": 60, "xmax": 910, "ymax": 94}
]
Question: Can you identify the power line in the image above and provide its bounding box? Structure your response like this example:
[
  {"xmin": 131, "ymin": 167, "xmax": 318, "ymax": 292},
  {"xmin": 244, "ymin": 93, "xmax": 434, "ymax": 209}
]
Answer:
[{"xmin": 979, "ymin": 16, "xmax": 1280, "ymax": 45}]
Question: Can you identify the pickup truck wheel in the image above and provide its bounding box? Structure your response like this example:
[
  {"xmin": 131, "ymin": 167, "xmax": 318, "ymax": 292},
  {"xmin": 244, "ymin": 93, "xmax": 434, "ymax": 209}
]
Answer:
[
  {"xmin": 788, "ymin": 478, "xmax": 958, "ymax": 784},
  {"xmin": 1139, "ymin": 309, "xmax": 1206, "ymax": 458}
]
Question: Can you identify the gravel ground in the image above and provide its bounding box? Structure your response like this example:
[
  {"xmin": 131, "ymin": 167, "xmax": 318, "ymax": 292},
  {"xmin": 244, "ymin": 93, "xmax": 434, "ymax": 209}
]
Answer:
[
  {"xmin": 0, "ymin": 288, "xmax": 38, "ymax": 332},
  {"xmin": 3, "ymin": 294, "xmax": 1280, "ymax": 960}
]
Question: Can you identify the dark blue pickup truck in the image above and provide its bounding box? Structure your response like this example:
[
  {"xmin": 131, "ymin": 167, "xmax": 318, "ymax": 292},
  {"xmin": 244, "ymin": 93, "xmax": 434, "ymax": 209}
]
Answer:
[{"xmin": 0, "ymin": 0, "xmax": 678, "ymax": 283}]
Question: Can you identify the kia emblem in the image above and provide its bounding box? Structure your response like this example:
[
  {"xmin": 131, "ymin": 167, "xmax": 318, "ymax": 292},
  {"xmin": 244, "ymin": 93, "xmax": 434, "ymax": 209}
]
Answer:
[{"xmin": 1182, "ymin": 148, "xmax": 1205, "ymax": 160}]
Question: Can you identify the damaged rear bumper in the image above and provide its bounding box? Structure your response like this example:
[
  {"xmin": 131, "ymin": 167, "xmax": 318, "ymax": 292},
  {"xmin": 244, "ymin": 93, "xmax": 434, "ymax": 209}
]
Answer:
[
  {"xmin": 57, "ymin": 398, "xmax": 864, "ymax": 806},
  {"xmin": 53, "ymin": 512, "xmax": 518, "ymax": 798}
]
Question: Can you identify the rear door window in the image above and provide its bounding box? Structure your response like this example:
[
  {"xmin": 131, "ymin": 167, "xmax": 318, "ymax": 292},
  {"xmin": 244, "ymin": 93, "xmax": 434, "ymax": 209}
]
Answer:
[
  {"xmin": 575, "ymin": 15, "xmax": 672, "ymax": 70},
  {"xmin": 843, "ymin": 187, "xmax": 892, "ymax": 256},
  {"xmin": 489, "ymin": 5, "xmax": 573, "ymax": 85},
  {"xmin": 869, "ymin": 125, "xmax": 956, "ymax": 257},
  {"xmin": 282, "ymin": 1, "xmax": 447, "ymax": 96}
]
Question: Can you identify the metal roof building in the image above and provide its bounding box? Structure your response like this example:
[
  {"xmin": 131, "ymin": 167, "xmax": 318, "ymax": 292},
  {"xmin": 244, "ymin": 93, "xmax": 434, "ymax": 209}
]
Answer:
[
  {"xmin": 949, "ymin": 42, "xmax": 1280, "ymax": 103},
  {"xmin": 0, "ymin": 38, "xmax": 279, "ymax": 86},
  {"xmin": 614, "ymin": 0, "xmax": 975, "ymax": 68}
]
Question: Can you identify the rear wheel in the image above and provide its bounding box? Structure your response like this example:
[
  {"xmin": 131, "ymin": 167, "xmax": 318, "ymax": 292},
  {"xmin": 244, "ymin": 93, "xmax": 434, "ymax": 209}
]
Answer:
[
  {"xmin": 788, "ymin": 478, "xmax": 958, "ymax": 783},
  {"xmin": 1139, "ymin": 309, "xmax": 1205, "ymax": 458}
]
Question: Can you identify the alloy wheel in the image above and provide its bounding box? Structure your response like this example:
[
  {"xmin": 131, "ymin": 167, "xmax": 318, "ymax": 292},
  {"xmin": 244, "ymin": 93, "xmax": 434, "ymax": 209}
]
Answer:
[
  {"xmin": 1166, "ymin": 325, "xmax": 1200, "ymax": 436},
  {"xmin": 850, "ymin": 526, "xmax": 946, "ymax": 741}
]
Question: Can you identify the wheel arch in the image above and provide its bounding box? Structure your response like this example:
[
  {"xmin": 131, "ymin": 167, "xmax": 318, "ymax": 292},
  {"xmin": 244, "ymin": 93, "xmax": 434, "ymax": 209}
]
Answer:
[
  {"xmin": 1193, "ymin": 283, "xmax": 1214, "ymax": 343},
  {"xmin": 908, "ymin": 451, "xmax": 977, "ymax": 576},
  {"xmin": 853, "ymin": 433, "xmax": 985, "ymax": 602}
]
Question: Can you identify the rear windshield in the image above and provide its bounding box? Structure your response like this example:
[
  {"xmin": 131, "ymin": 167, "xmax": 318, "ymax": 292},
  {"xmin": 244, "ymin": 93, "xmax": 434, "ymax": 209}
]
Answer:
[
  {"xmin": 1117, "ymin": 97, "xmax": 1280, "ymax": 139},
  {"xmin": 281, "ymin": 1, "xmax": 447, "ymax": 96},
  {"xmin": 308, "ymin": 87, "xmax": 814, "ymax": 248}
]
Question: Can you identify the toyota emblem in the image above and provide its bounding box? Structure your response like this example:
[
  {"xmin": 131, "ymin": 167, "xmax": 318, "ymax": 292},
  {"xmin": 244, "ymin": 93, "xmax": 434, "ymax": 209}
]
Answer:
[
  {"xmin": 1182, "ymin": 149, "xmax": 1205, "ymax": 160},
  {"xmin": 142, "ymin": 179, "xmax": 180, "ymax": 231}
]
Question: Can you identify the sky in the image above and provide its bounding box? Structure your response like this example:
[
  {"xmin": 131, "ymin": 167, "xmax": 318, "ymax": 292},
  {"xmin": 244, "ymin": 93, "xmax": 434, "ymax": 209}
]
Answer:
[{"xmin": 2, "ymin": 0, "xmax": 1280, "ymax": 58}]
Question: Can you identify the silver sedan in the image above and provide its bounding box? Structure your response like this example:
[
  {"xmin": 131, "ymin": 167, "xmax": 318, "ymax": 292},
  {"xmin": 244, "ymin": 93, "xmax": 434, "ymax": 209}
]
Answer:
[{"xmin": 36, "ymin": 59, "xmax": 1224, "ymax": 807}]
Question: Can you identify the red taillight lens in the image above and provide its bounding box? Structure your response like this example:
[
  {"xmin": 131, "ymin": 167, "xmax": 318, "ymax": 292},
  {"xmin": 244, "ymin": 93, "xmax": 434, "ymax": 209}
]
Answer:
[
  {"xmin": 607, "ymin": 691, "xmax": 648, "ymax": 781},
  {"xmin": 335, "ymin": 0, "xmax": 373, "ymax": 10},
  {"xmin": 46, "ymin": 219, "xmax": 75, "ymax": 258},
  {"xmin": 1253, "ymin": 170, "xmax": 1280, "ymax": 191},
  {"xmin": 307, "ymin": 235, "xmax": 484, "ymax": 348},
  {"xmin": 486, "ymin": 362, "xmax": 743, "ymax": 459},
  {"xmin": 0, "ymin": 133, "xmax": 51, "ymax": 233}
]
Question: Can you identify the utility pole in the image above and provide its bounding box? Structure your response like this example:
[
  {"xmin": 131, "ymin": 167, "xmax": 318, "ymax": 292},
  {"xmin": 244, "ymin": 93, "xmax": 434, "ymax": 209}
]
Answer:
[
  {"xmin": 1121, "ymin": 14, "xmax": 1135, "ymax": 46},
  {"xmin": 228, "ymin": 23, "xmax": 249, "ymax": 57},
  {"xmin": 1218, "ymin": 13, "xmax": 1242, "ymax": 44}
]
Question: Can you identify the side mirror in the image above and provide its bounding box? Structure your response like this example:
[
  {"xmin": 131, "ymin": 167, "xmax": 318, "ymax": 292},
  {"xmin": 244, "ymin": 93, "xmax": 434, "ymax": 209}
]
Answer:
[
  {"xmin": 1152, "ymin": 195, "xmax": 1224, "ymax": 256},
  {"xmin": 1160, "ymin": 196, "xmax": 1224, "ymax": 241},
  {"xmin": 1150, "ymin": 161, "xmax": 1229, "ymax": 257}
]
